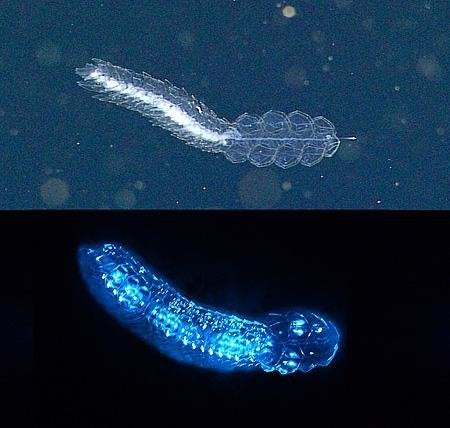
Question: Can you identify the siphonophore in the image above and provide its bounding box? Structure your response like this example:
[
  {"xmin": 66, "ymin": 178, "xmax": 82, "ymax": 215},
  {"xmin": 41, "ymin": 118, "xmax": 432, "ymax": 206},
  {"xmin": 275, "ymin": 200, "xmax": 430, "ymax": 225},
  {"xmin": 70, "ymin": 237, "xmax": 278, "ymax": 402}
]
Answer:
[
  {"xmin": 76, "ymin": 59, "xmax": 355, "ymax": 168},
  {"xmin": 78, "ymin": 243, "xmax": 340, "ymax": 375}
]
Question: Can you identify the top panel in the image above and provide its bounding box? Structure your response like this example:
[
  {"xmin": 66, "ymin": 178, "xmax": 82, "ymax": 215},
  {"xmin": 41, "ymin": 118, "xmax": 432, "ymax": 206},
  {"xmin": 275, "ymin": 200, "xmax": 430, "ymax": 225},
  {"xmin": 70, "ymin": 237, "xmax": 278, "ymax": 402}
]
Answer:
[{"xmin": 1, "ymin": 0, "xmax": 448, "ymax": 209}]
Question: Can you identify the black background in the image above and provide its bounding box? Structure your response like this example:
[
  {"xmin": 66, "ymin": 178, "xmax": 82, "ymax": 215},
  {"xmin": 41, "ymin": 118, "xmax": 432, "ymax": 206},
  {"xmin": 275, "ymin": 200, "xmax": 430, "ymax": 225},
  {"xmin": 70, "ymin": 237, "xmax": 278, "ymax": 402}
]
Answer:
[{"xmin": 3, "ymin": 211, "xmax": 449, "ymax": 425}]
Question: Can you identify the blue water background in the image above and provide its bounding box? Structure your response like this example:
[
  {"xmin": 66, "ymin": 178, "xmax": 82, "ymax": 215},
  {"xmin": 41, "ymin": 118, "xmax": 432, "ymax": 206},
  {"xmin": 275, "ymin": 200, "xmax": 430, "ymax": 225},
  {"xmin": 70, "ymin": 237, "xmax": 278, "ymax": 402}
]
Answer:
[{"xmin": 1, "ymin": 0, "xmax": 448, "ymax": 209}]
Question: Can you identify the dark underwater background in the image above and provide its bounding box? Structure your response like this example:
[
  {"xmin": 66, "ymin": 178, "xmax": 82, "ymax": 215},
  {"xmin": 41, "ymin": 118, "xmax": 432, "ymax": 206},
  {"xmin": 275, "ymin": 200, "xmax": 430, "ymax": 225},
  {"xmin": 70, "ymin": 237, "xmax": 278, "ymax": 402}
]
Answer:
[{"xmin": 1, "ymin": 1, "xmax": 448, "ymax": 209}]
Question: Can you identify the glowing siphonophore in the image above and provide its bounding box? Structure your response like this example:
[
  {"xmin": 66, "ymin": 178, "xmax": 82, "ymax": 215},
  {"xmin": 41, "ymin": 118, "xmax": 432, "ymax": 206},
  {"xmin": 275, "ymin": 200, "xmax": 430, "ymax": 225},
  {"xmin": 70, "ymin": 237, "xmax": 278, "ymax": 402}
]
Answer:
[{"xmin": 78, "ymin": 243, "xmax": 340, "ymax": 375}]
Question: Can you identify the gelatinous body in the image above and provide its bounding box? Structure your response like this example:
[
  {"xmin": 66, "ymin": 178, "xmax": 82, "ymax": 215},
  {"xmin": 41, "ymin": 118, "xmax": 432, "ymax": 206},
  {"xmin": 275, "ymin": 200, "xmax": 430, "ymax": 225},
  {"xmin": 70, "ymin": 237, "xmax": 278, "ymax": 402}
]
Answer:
[
  {"xmin": 78, "ymin": 243, "xmax": 340, "ymax": 374},
  {"xmin": 76, "ymin": 59, "xmax": 348, "ymax": 168}
]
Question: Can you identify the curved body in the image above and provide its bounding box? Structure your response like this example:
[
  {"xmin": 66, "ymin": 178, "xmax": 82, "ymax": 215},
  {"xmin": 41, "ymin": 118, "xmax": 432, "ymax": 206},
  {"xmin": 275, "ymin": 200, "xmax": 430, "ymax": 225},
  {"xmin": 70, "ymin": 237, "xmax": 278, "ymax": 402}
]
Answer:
[
  {"xmin": 78, "ymin": 243, "xmax": 339, "ymax": 375},
  {"xmin": 76, "ymin": 59, "xmax": 343, "ymax": 169}
]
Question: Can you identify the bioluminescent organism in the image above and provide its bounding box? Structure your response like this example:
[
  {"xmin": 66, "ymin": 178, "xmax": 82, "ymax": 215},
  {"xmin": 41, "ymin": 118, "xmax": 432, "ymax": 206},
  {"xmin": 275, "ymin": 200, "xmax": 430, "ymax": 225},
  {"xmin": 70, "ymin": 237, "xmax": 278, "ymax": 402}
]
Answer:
[
  {"xmin": 78, "ymin": 243, "xmax": 340, "ymax": 375},
  {"xmin": 76, "ymin": 59, "xmax": 355, "ymax": 168}
]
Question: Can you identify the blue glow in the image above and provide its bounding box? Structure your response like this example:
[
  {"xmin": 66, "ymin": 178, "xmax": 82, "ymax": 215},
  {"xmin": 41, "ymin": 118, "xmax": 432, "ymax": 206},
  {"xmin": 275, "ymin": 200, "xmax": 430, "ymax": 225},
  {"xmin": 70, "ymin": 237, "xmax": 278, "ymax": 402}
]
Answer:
[{"xmin": 78, "ymin": 243, "xmax": 340, "ymax": 375}]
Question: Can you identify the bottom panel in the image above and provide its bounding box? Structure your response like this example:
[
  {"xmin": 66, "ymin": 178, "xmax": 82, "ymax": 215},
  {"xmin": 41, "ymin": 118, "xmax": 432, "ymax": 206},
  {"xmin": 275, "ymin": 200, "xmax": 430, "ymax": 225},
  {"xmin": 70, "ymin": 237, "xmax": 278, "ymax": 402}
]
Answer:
[{"xmin": 3, "ymin": 211, "xmax": 447, "ymax": 425}]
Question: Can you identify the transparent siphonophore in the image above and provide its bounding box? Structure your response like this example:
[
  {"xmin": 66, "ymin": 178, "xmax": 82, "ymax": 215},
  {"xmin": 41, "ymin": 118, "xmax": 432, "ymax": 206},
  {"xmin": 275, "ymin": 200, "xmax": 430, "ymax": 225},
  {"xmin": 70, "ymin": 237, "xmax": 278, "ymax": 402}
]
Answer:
[
  {"xmin": 78, "ymin": 243, "xmax": 340, "ymax": 374},
  {"xmin": 76, "ymin": 59, "xmax": 355, "ymax": 168}
]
